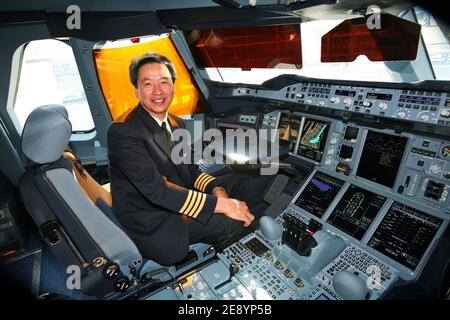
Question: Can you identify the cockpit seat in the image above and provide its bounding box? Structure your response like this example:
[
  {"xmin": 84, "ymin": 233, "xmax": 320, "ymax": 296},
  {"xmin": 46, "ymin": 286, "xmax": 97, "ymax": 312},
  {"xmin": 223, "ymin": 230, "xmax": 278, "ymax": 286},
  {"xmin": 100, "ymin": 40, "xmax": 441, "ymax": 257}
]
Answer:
[{"xmin": 19, "ymin": 105, "xmax": 214, "ymax": 298}]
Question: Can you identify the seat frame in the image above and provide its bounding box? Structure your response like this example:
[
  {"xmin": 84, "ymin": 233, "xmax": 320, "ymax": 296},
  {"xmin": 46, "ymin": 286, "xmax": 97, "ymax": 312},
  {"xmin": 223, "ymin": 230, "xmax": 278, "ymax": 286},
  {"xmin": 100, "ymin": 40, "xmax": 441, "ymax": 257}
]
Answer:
[{"xmin": 19, "ymin": 105, "xmax": 215, "ymax": 298}]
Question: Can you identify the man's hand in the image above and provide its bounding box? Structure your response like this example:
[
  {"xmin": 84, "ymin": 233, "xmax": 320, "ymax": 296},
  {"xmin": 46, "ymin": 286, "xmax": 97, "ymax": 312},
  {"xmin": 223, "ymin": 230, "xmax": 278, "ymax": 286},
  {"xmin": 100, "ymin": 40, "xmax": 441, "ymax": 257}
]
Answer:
[
  {"xmin": 215, "ymin": 198, "xmax": 254, "ymax": 227},
  {"xmin": 162, "ymin": 176, "xmax": 185, "ymax": 191},
  {"xmin": 212, "ymin": 186, "xmax": 229, "ymax": 199}
]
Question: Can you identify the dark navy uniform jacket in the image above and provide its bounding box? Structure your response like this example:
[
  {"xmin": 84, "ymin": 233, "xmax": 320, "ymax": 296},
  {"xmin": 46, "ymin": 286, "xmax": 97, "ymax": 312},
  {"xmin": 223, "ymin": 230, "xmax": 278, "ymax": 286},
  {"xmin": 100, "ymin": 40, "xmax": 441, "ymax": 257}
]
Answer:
[{"xmin": 107, "ymin": 104, "xmax": 220, "ymax": 265}]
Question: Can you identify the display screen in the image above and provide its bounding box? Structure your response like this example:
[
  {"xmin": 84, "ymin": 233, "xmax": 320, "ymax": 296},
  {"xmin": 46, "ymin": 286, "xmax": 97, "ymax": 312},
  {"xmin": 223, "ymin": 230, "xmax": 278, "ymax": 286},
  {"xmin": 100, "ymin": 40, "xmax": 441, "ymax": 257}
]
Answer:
[
  {"xmin": 295, "ymin": 172, "xmax": 344, "ymax": 218},
  {"xmin": 326, "ymin": 185, "xmax": 386, "ymax": 240},
  {"xmin": 278, "ymin": 113, "xmax": 302, "ymax": 153},
  {"xmin": 368, "ymin": 202, "xmax": 442, "ymax": 270},
  {"xmin": 366, "ymin": 92, "xmax": 393, "ymax": 101},
  {"xmin": 339, "ymin": 145, "xmax": 354, "ymax": 160},
  {"xmin": 335, "ymin": 89, "xmax": 356, "ymax": 97},
  {"xmin": 297, "ymin": 118, "xmax": 330, "ymax": 162},
  {"xmin": 356, "ymin": 131, "xmax": 407, "ymax": 188},
  {"xmin": 344, "ymin": 126, "xmax": 359, "ymax": 141}
]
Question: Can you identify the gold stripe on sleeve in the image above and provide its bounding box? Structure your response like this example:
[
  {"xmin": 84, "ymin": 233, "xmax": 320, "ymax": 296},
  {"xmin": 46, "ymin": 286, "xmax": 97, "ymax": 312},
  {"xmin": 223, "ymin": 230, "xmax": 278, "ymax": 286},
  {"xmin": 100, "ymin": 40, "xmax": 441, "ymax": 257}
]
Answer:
[
  {"xmin": 199, "ymin": 176, "xmax": 215, "ymax": 192},
  {"xmin": 188, "ymin": 192, "xmax": 204, "ymax": 217},
  {"xmin": 179, "ymin": 190, "xmax": 193, "ymax": 214},
  {"xmin": 183, "ymin": 191, "xmax": 198, "ymax": 216},
  {"xmin": 194, "ymin": 172, "xmax": 208, "ymax": 189},
  {"xmin": 197, "ymin": 173, "xmax": 210, "ymax": 192},
  {"xmin": 191, "ymin": 194, "xmax": 207, "ymax": 219}
]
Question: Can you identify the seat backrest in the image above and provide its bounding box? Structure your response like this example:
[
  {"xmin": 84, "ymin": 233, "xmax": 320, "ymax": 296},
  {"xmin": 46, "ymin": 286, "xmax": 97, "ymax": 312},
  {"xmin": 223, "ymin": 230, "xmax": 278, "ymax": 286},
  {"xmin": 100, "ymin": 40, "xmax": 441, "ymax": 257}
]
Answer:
[{"xmin": 19, "ymin": 105, "xmax": 144, "ymax": 296}]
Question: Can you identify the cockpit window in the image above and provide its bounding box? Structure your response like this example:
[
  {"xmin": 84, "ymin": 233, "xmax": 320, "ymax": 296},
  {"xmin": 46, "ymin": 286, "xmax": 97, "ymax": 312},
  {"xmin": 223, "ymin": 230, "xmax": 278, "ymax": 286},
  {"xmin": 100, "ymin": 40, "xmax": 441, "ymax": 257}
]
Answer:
[
  {"xmin": 194, "ymin": 7, "xmax": 449, "ymax": 84},
  {"xmin": 93, "ymin": 34, "xmax": 210, "ymax": 120},
  {"xmin": 415, "ymin": 7, "xmax": 450, "ymax": 80},
  {"xmin": 13, "ymin": 39, "xmax": 94, "ymax": 132},
  {"xmin": 198, "ymin": 20, "xmax": 393, "ymax": 84}
]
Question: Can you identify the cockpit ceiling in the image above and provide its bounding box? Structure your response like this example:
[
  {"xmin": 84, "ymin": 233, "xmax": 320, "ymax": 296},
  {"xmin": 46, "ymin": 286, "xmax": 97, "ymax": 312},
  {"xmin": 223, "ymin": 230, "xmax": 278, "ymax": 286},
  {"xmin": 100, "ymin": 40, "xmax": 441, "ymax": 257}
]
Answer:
[
  {"xmin": 0, "ymin": 0, "xmax": 430, "ymax": 43},
  {"xmin": 0, "ymin": 1, "xmax": 421, "ymax": 22}
]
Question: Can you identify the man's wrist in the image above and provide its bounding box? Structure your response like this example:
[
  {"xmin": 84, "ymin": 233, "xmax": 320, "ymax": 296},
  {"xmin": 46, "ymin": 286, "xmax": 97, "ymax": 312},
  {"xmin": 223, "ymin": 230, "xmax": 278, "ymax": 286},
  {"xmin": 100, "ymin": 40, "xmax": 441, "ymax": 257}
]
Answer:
[{"xmin": 212, "ymin": 187, "xmax": 226, "ymax": 193}]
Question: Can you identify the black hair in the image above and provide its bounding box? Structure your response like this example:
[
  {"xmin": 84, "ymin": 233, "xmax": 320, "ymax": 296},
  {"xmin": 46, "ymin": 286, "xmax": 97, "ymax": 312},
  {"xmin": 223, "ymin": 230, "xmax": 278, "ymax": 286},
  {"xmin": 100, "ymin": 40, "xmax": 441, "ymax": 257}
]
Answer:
[{"xmin": 129, "ymin": 52, "xmax": 177, "ymax": 88}]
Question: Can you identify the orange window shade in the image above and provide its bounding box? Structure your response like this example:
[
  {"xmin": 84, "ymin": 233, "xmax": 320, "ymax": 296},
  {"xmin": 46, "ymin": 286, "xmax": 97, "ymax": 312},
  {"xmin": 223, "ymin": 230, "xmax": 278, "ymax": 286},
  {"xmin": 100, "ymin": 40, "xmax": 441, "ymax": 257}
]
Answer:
[
  {"xmin": 186, "ymin": 25, "xmax": 302, "ymax": 70},
  {"xmin": 94, "ymin": 37, "xmax": 210, "ymax": 120},
  {"xmin": 321, "ymin": 14, "xmax": 421, "ymax": 63}
]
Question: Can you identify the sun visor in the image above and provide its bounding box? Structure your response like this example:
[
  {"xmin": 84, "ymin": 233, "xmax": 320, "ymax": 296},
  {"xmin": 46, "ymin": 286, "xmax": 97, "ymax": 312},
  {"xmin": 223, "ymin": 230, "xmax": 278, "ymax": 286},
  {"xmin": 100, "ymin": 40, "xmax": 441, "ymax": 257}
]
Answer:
[
  {"xmin": 186, "ymin": 24, "xmax": 302, "ymax": 70},
  {"xmin": 321, "ymin": 13, "xmax": 421, "ymax": 62},
  {"xmin": 47, "ymin": 12, "xmax": 167, "ymax": 41}
]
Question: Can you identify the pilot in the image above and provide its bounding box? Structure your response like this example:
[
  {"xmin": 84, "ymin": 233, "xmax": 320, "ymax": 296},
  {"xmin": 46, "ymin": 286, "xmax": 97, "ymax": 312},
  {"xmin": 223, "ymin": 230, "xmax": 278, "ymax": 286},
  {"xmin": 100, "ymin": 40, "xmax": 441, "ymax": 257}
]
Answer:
[{"xmin": 107, "ymin": 52, "xmax": 263, "ymax": 266}]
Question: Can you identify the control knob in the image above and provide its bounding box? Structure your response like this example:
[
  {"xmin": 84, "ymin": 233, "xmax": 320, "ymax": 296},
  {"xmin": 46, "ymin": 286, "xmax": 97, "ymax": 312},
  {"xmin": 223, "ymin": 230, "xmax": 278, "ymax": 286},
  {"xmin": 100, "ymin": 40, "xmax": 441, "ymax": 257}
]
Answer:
[
  {"xmin": 397, "ymin": 111, "xmax": 406, "ymax": 118},
  {"xmin": 378, "ymin": 102, "xmax": 388, "ymax": 110},
  {"xmin": 296, "ymin": 93, "xmax": 304, "ymax": 99},
  {"xmin": 306, "ymin": 98, "xmax": 313, "ymax": 104},
  {"xmin": 330, "ymin": 97, "xmax": 340, "ymax": 104},
  {"xmin": 440, "ymin": 109, "xmax": 450, "ymax": 118},
  {"xmin": 343, "ymin": 98, "xmax": 353, "ymax": 106},
  {"xmin": 362, "ymin": 100, "xmax": 373, "ymax": 108},
  {"xmin": 319, "ymin": 100, "xmax": 326, "ymax": 106},
  {"xmin": 419, "ymin": 113, "xmax": 429, "ymax": 121},
  {"xmin": 429, "ymin": 164, "xmax": 441, "ymax": 174}
]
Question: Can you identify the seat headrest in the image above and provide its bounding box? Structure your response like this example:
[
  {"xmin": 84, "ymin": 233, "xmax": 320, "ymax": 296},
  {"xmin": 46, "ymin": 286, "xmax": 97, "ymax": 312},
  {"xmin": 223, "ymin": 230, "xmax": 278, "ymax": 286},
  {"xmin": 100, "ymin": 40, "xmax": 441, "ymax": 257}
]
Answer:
[{"xmin": 21, "ymin": 105, "xmax": 72, "ymax": 165}]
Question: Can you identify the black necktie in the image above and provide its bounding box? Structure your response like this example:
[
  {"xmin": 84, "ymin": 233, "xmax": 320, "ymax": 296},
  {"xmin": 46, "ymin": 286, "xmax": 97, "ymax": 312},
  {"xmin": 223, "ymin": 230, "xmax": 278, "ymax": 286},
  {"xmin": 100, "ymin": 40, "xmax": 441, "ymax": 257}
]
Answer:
[{"xmin": 161, "ymin": 122, "xmax": 174, "ymax": 148}]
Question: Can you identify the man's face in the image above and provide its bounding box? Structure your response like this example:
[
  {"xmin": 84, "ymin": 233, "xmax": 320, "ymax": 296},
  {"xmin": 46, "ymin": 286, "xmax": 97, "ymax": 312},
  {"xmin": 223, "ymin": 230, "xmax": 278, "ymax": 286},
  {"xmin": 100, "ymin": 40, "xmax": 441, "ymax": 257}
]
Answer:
[{"xmin": 135, "ymin": 62, "xmax": 174, "ymax": 120}]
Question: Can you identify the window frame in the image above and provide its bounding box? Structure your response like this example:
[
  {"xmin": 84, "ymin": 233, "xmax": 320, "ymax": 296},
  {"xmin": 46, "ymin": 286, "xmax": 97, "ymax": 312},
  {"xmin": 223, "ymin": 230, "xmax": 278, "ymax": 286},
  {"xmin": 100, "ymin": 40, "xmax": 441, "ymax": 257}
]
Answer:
[{"xmin": 8, "ymin": 38, "xmax": 96, "ymax": 135}]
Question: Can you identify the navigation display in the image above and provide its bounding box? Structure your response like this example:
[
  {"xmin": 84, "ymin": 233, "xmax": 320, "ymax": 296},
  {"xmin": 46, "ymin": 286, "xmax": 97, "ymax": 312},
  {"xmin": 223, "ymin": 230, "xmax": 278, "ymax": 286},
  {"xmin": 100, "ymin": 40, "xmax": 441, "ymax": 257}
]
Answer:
[
  {"xmin": 356, "ymin": 131, "xmax": 407, "ymax": 188},
  {"xmin": 368, "ymin": 202, "xmax": 442, "ymax": 270},
  {"xmin": 297, "ymin": 118, "xmax": 330, "ymax": 162},
  {"xmin": 295, "ymin": 172, "xmax": 344, "ymax": 218},
  {"xmin": 278, "ymin": 113, "xmax": 302, "ymax": 153},
  {"xmin": 326, "ymin": 185, "xmax": 386, "ymax": 240}
]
